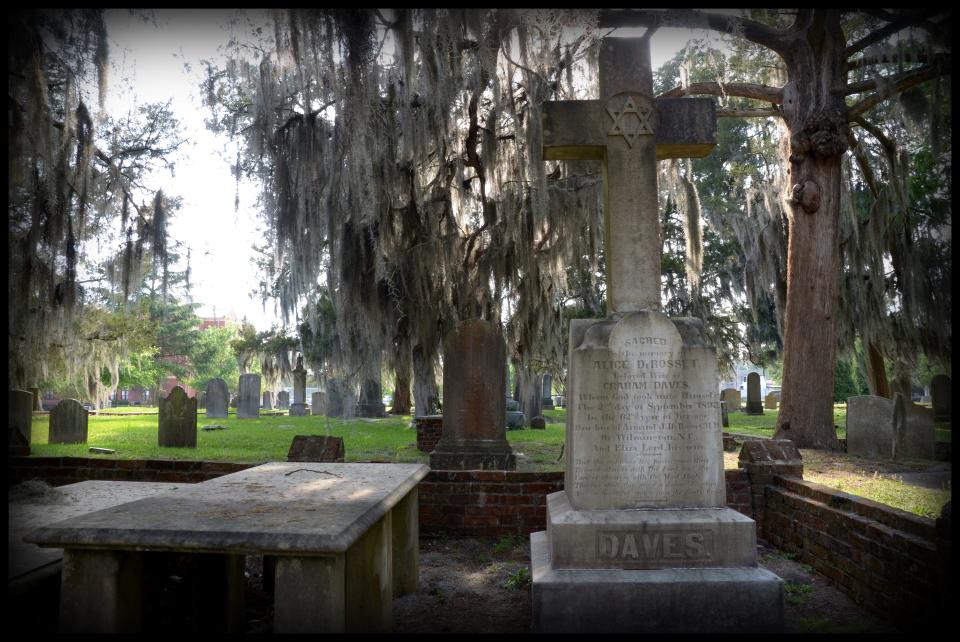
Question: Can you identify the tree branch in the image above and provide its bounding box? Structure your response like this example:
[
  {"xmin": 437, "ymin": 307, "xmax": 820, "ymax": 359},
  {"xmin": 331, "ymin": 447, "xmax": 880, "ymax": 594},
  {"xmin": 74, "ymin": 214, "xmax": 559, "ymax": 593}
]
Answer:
[
  {"xmin": 598, "ymin": 9, "xmax": 792, "ymax": 57},
  {"xmin": 658, "ymin": 81, "xmax": 783, "ymax": 104},
  {"xmin": 845, "ymin": 9, "xmax": 945, "ymax": 58},
  {"xmin": 717, "ymin": 107, "xmax": 781, "ymax": 118},
  {"xmin": 847, "ymin": 58, "xmax": 951, "ymax": 116},
  {"xmin": 846, "ymin": 51, "xmax": 932, "ymax": 72}
]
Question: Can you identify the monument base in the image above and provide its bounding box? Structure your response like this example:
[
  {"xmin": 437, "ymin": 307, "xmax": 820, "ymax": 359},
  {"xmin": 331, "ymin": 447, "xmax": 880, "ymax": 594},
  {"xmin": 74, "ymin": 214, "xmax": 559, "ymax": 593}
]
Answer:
[
  {"xmin": 531, "ymin": 530, "xmax": 783, "ymax": 633},
  {"xmin": 745, "ymin": 401, "xmax": 764, "ymax": 415},
  {"xmin": 355, "ymin": 403, "xmax": 386, "ymax": 418},
  {"xmin": 289, "ymin": 403, "xmax": 308, "ymax": 417},
  {"xmin": 429, "ymin": 438, "xmax": 515, "ymax": 470}
]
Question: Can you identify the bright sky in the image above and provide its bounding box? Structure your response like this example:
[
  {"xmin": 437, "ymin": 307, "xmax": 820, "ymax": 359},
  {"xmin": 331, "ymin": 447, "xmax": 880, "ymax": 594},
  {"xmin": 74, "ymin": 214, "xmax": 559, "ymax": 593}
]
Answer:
[{"xmin": 102, "ymin": 9, "xmax": 724, "ymax": 333}]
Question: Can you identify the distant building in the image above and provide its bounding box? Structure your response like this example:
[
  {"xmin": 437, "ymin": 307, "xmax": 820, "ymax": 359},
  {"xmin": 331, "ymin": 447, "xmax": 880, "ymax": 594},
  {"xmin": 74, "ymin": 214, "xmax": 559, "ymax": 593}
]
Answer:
[{"xmin": 719, "ymin": 363, "xmax": 778, "ymax": 398}]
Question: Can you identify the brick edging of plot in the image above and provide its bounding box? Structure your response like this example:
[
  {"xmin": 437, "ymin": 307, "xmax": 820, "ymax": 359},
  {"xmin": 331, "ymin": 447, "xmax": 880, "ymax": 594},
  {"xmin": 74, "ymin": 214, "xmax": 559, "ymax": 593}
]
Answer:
[{"xmin": 8, "ymin": 456, "xmax": 255, "ymax": 486}]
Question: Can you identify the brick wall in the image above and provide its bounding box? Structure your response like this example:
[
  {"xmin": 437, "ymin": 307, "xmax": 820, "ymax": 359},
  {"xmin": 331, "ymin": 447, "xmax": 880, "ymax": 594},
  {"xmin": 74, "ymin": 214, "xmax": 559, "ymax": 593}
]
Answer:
[
  {"xmin": 414, "ymin": 416, "xmax": 443, "ymax": 453},
  {"xmin": 417, "ymin": 469, "xmax": 756, "ymax": 537},
  {"xmin": 762, "ymin": 474, "xmax": 946, "ymax": 629},
  {"xmin": 8, "ymin": 457, "xmax": 254, "ymax": 486}
]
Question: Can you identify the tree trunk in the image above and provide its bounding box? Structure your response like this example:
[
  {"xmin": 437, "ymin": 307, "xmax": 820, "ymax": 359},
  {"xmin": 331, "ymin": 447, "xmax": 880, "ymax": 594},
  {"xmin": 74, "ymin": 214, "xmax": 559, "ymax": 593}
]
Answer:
[
  {"xmin": 412, "ymin": 344, "xmax": 439, "ymax": 416},
  {"xmin": 773, "ymin": 10, "xmax": 847, "ymax": 450},
  {"xmin": 391, "ymin": 365, "xmax": 412, "ymax": 415},
  {"xmin": 864, "ymin": 339, "xmax": 891, "ymax": 398}
]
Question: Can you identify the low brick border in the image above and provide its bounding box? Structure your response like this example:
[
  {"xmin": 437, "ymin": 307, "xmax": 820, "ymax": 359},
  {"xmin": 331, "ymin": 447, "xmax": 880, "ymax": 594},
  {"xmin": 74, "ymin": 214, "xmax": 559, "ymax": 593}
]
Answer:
[{"xmin": 8, "ymin": 457, "xmax": 254, "ymax": 486}]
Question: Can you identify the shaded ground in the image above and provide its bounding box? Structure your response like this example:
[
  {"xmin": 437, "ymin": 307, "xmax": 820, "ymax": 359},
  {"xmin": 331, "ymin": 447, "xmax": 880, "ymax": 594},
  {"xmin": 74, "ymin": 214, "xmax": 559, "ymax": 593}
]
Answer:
[{"xmin": 236, "ymin": 535, "xmax": 900, "ymax": 633}]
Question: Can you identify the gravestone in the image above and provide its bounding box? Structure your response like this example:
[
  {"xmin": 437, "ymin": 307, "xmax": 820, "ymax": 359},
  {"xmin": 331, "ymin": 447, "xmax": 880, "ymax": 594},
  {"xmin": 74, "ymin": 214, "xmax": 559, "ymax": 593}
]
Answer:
[
  {"xmin": 506, "ymin": 410, "xmax": 526, "ymax": 430},
  {"xmin": 49, "ymin": 399, "xmax": 89, "ymax": 444},
  {"xmin": 764, "ymin": 392, "xmax": 778, "ymax": 410},
  {"xmin": 325, "ymin": 386, "xmax": 344, "ymax": 418},
  {"xmin": 530, "ymin": 34, "xmax": 781, "ymax": 634},
  {"xmin": 355, "ymin": 377, "xmax": 386, "ymax": 418},
  {"xmin": 263, "ymin": 391, "xmax": 273, "ymax": 410},
  {"xmin": 230, "ymin": 396, "xmax": 238, "ymax": 408},
  {"xmin": 9, "ymin": 389, "xmax": 34, "ymax": 445},
  {"xmin": 311, "ymin": 392, "xmax": 327, "ymax": 416},
  {"xmin": 158, "ymin": 386, "xmax": 197, "ymax": 448},
  {"xmin": 286, "ymin": 435, "xmax": 345, "ymax": 463},
  {"xmin": 846, "ymin": 394, "xmax": 905, "ymax": 459},
  {"xmin": 530, "ymin": 416, "xmax": 546, "ymax": 430},
  {"xmin": 542, "ymin": 374, "xmax": 555, "ymax": 410},
  {"xmin": 505, "ymin": 398, "xmax": 520, "ymax": 412},
  {"xmin": 205, "ymin": 378, "xmax": 229, "ymax": 419},
  {"xmin": 720, "ymin": 400, "xmax": 729, "ymax": 427},
  {"xmin": 290, "ymin": 356, "xmax": 308, "ymax": 416},
  {"xmin": 931, "ymin": 374, "xmax": 951, "ymax": 422},
  {"xmin": 237, "ymin": 374, "xmax": 261, "ymax": 419},
  {"xmin": 430, "ymin": 319, "xmax": 515, "ymax": 470},
  {"xmin": 276, "ymin": 390, "xmax": 290, "ymax": 410},
  {"xmin": 29, "ymin": 387, "xmax": 42, "ymax": 411},
  {"xmin": 720, "ymin": 387, "xmax": 741, "ymax": 412},
  {"xmin": 898, "ymin": 400, "xmax": 936, "ymax": 460},
  {"xmin": 745, "ymin": 372, "xmax": 763, "ymax": 415}
]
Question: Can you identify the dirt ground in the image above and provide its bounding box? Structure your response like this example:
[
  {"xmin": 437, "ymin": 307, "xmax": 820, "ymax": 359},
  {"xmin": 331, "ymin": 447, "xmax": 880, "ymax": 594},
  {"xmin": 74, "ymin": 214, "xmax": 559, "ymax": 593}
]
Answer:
[{"xmin": 237, "ymin": 534, "xmax": 900, "ymax": 634}]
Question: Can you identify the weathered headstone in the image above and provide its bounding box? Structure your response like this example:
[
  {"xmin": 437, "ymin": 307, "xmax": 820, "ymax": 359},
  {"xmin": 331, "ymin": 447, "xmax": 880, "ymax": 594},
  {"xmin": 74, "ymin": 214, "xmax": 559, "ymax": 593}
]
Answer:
[
  {"xmin": 205, "ymin": 378, "xmax": 229, "ymax": 419},
  {"xmin": 505, "ymin": 398, "xmax": 520, "ymax": 412},
  {"xmin": 49, "ymin": 399, "xmax": 89, "ymax": 444},
  {"xmin": 530, "ymin": 416, "xmax": 546, "ymax": 430},
  {"xmin": 29, "ymin": 387, "xmax": 42, "ymax": 411},
  {"xmin": 720, "ymin": 387, "xmax": 741, "ymax": 412},
  {"xmin": 846, "ymin": 394, "xmax": 905, "ymax": 459},
  {"xmin": 286, "ymin": 435, "xmax": 345, "ymax": 462},
  {"xmin": 745, "ymin": 372, "xmax": 763, "ymax": 415},
  {"xmin": 158, "ymin": 386, "xmax": 197, "ymax": 448},
  {"xmin": 530, "ymin": 35, "xmax": 781, "ymax": 634},
  {"xmin": 355, "ymin": 377, "xmax": 386, "ymax": 418},
  {"xmin": 764, "ymin": 392, "xmax": 778, "ymax": 410},
  {"xmin": 430, "ymin": 319, "xmax": 515, "ymax": 470},
  {"xmin": 931, "ymin": 374, "xmax": 951, "ymax": 422},
  {"xmin": 720, "ymin": 400, "xmax": 729, "ymax": 427},
  {"xmin": 9, "ymin": 389, "xmax": 33, "ymax": 445},
  {"xmin": 542, "ymin": 374, "xmax": 555, "ymax": 410},
  {"xmin": 276, "ymin": 390, "xmax": 290, "ymax": 410},
  {"xmin": 325, "ymin": 386, "xmax": 344, "ymax": 418},
  {"xmin": 263, "ymin": 391, "xmax": 273, "ymax": 410},
  {"xmin": 311, "ymin": 391, "xmax": 326, "ymax": 416},
  {"xmin": 897, "ymin": 400, "xmax": 936, "ymax": 460},
  {"xmin": 290, "ymin": 356, "xmax": 308, "ymax": 416},
  {"xmin": 506, "ymin": 410, "xmax": 526, "ymax": 430},
  {"xmin": 237, "ymin": 374, "xmax": 261, "ymax": 419}
]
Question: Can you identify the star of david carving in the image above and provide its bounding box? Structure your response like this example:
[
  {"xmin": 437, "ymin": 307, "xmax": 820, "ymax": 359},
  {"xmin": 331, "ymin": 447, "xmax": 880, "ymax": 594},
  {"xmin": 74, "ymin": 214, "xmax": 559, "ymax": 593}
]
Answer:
[{"xmin": 606, "ymin": 95, "xmax": 654, "ymax": 147}]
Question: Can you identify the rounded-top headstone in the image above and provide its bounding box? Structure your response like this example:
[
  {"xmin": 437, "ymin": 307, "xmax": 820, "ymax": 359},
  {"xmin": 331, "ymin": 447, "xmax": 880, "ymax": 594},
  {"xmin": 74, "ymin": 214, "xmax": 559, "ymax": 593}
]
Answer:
[
  {"xmin": 205, "ymin": 378, "xmax": 229, "ymax": 419},
  {"xmin": 237, "ymin": 374, "xmax": 261, "ymax": 419},
  {"xmin": 430, "ymin": 319, "xmax": 515, "ymax": 470},
  {"xmin": 530, "ymin": 416, "xmax": 546, "ymax": 430},
  {"xmin": 745, "ymin": 373, "xmax": 763, "ymax": 415},
  {"xmin": 158, "ymin": 386, "xmax": 197, "ymax": 448},
  {"xmin": 49, "ymin": 398, "xmax": 89, "ymax": 444}
]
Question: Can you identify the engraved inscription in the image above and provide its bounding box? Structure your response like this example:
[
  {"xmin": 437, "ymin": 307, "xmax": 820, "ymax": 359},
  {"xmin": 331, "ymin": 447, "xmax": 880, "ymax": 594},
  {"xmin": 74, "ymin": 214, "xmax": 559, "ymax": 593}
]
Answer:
[
  {"xmin": 597, "ymin": 529, "xmax": 715, "ymax": 566},
  {"xmin": 567, "ymin": 313, "xmax": 723, "ymax": 509},
  {"xmin": 606, "ymin": 93, "xmax": 655, "ymax": 147}
]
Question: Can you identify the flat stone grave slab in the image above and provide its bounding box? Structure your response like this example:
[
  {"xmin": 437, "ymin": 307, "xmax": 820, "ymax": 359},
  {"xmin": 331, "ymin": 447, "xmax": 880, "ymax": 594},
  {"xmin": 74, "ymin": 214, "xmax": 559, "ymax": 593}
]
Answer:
[
  {"xmin": 9, "ymin": 481, "xmax": 184, "ymax": 583},
  {"xmin": 26, "ymin": 463, "xmax": 429, "ymax": 633}
]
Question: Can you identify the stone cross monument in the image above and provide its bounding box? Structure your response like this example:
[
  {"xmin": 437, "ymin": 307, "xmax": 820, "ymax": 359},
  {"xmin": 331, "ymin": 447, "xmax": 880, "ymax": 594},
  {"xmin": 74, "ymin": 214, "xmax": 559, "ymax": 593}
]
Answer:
[{"xmin": 530, "ymin": 34, "xmax": 783, "ymax": 633}]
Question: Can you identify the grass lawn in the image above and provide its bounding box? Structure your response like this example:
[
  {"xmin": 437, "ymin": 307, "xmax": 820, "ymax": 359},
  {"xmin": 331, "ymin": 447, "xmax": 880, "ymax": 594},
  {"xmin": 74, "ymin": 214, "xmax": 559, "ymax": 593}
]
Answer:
[{"xmin": 28, "ymin": 403, "xmax": 949, "ymax": 518}]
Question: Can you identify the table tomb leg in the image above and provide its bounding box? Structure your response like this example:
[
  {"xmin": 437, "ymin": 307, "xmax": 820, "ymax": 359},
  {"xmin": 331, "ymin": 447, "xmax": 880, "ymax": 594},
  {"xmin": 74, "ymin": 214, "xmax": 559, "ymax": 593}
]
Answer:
[
  {"xmin": 274, "ymin": 555, "xmax": 345, "ymax": 633},
  {"xmin": 392, "ymin": 487, "xmax": 420, "ymax": 597},
  {"xmin": 345, "ymin": 512, "xmax": 393, "ymax": 632},
  {"xmin": 59, "ymin": 549, "xmax": 143, "ymax": 633}
]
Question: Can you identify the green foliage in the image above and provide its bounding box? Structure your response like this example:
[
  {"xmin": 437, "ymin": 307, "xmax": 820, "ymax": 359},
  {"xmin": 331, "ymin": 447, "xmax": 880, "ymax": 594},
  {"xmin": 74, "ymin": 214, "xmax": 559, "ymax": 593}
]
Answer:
[
  {"xmin": 187, "ymin": 326, "xmax": 241, "ymax": 393},
  {"xmin": 503, "ymin": 566, "xmax": 531, "ymax": 590},
  {"xmin": 834, "ymin": 358, "xmax": 868, "ymax": 402}
]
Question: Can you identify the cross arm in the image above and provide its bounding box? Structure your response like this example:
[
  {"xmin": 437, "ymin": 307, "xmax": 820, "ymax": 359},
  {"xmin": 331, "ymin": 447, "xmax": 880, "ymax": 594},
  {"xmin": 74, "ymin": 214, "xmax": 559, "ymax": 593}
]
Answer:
[{"xmin": 542, "ymin": 97, "xmax": 717, "ymax": 161}]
